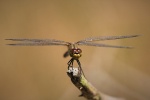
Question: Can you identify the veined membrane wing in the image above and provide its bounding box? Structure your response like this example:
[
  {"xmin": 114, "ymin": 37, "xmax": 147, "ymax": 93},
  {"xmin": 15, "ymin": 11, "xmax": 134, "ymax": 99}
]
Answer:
[
  {"xmin": 6, "ymin": 34, "xmax": 140, "ymax": 48},
  {"xmin": 5, "ymin": 39, "xmax": 70, "ymax": 46},
  {"xmin": 77, "ymin": 42, "xmax": 133, "ymax": 48},
  {"xmin": 76, "ymin": 34, "xmax": 140, "ymax": 43},
  {"xmin": 75, "ymin": 34, "xmax": 140, "ymax": 48}
]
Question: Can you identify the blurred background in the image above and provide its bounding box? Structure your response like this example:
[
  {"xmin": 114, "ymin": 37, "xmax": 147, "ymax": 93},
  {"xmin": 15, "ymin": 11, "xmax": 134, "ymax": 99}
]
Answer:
[{"xmin": 0, "ymin": 0, "xmax": 150, "ymax": 100}]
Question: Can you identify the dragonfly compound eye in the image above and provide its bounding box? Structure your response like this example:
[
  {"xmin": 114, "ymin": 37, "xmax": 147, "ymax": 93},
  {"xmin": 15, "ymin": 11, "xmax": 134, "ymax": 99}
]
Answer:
[{"xmin": 77, "ymin": 48, "xmax": 82, "ymax": 53}]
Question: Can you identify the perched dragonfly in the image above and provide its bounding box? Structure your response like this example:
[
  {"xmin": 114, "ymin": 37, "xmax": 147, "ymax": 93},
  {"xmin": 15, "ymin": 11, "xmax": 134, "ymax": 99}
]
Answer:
[{"xmin": 6, "ymin": 34, "xmax": 140, "ymax": 75}]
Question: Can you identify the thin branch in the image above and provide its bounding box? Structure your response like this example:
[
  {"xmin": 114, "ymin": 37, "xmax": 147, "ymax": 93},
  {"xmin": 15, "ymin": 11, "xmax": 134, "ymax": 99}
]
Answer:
[{"xmin": 67, "ymin": 67, "xmax": 101, "ymax": 100}]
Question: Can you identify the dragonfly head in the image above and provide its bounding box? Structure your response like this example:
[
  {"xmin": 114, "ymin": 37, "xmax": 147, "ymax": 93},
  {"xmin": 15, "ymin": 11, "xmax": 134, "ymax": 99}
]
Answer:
[
  {"xmin": 68, "ymin": 43, "xmax": 82, "ymax": 59},
  {"xmin": 70, "ymin": 48, "xmax": 82, "ymax": 59}
]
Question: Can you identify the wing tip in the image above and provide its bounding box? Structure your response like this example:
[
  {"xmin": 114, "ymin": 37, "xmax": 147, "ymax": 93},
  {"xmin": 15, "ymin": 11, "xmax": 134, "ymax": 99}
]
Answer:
[
  {"xmin": 125, "ymin": 46, "xmax": 134, "ymax": 49},
  {"xmin": 6, "ymin": 44, "xmax": 17, "ymax": 46},
  {"xmin": 133, "ymin": 34, "xmax": 142, "ymax": 37},
  {"xmin": 5, "ymin": 39, "xmax": 11, "ymax": 40}
]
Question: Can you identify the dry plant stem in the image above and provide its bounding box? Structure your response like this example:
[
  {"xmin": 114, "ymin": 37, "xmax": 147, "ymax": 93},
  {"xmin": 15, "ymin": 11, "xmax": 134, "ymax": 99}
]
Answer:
[{"xmin": 67, "ymin": 67, "xmax": 101, "ymax": 100}]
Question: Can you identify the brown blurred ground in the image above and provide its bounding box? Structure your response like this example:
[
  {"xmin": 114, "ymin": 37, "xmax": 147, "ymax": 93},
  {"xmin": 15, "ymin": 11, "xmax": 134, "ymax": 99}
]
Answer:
[{"xmin": 0, "ymin": 0, "xmax": 150, "ymax": 100}]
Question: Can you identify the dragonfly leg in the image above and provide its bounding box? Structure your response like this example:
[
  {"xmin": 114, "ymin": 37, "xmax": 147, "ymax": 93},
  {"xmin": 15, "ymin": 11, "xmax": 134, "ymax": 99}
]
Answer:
[
  {"xmin": 68, "ymin": 58, "xmax": 85, "ymax": 77},
  {"xmin": 76, "ymin": 59, "xmax": 85, "ymax": 77},
  {"xmin": 68, "ymin": 58, "xmax": 74, "ymax": 70}
]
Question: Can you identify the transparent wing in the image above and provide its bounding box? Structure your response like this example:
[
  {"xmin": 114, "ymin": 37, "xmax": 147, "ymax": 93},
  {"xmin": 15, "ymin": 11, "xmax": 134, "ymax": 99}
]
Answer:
[
  {"xmin": 6, "ymin": 42, "xmax": 69, "ymax": 46},
  {"xmin": 77, "ymin": 34, "xmax": 140, "ymax": 43},
  {"xmin": 5, "ymin": 38, "xmax": 68, "ymax": 43},
  {"xmin": 5, "ymin": 39, "xmax": 70, "ymax": 46},
  {"xmin": 78, "ymin": 42, "xmax": 133, "ymax": 48}
]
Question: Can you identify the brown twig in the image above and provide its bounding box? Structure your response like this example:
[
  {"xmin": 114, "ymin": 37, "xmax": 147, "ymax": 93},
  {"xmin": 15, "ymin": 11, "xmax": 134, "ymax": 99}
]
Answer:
[{"xmin": 67, "ymin": 67, "xmax": 101, "ymax": 100}]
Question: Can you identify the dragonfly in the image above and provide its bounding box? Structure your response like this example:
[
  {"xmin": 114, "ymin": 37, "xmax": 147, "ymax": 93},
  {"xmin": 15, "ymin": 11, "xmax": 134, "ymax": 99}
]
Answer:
[{"xmin": 6, "ymin": 34, "xmax": 140, "ymax": 75}]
